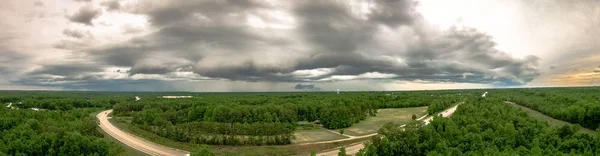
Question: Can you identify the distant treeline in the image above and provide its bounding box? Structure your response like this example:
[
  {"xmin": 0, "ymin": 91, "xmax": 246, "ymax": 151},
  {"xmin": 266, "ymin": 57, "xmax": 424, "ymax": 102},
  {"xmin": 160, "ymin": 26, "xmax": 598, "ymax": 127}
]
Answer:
[{"xmin": 0, "ymin": 91, "xmax": 133, "ymax": 110}]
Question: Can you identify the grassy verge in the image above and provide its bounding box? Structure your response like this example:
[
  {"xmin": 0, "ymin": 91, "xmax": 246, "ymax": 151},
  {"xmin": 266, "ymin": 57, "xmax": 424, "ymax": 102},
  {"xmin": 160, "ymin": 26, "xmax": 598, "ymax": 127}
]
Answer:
[
  {"xmin": 109, "ymin": 117, "xmax": 370, "ymax": 156},
  {"xmin": 507, "ymin": 102, "xmax": 596, "ymax": 136},
  {"xmin": 342, "ymin": 107, "xmax": 428, "ymax": 136}
]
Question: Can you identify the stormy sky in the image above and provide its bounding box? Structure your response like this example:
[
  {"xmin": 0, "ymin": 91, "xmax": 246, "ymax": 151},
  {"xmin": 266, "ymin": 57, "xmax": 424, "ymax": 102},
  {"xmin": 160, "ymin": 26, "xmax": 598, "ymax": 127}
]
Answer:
[{"xmin": 0, "ymin": 0, "xmax": 598, "ymax": 92}]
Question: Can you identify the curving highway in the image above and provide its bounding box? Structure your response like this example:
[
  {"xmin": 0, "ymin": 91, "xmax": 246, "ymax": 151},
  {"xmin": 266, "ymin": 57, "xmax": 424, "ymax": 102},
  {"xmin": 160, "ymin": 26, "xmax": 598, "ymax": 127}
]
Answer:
[{"xmin": 97, "ymin": 110, "xmax": 190, "ymax": 156}]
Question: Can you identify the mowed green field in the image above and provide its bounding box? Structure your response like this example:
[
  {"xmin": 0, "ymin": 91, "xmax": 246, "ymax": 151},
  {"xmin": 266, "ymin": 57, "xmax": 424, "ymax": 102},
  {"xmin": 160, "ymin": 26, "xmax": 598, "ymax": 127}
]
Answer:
[
  {"xmin": 292, "ymin": 129, "xmax": 348, "ymax": 144},
  {"xmin": 343, "ymin": 107, "xmax": 428, "ymax": 136}
]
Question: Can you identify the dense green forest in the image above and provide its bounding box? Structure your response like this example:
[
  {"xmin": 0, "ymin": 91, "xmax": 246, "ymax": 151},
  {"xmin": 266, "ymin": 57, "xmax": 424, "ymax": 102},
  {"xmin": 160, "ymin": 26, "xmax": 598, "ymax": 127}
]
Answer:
[
  {"xmin": 0, "ymin": 107, "xmax": 122, "ymax": 155},
  {"xmin": 494, "ymin": 88, "xmax": 600, "ymax": 130},
  {"xmin": 357, "ymin": 96, "xmax": 600, "ymax": 155},
  {"xmin": 113, "ymin": 91, "xmax": 467, "ymax": 145},
  {"xmin": 0, "ymin": 92, "xmax": 129, "ymax": 155}
]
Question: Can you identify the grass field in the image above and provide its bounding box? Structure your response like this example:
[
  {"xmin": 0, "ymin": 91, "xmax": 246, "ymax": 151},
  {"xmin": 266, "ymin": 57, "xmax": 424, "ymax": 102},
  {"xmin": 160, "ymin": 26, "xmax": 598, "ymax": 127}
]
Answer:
[
  {"xmin": 507, "ymin": 102, "xmax": 596, "ymax": 136},
  {"xmin": 342, "ymin": 106, "xmax": 428, "ymax": 136},
  {"xmin": 292, "ymin": 129, "xmax": 348, "ymax": 144}
]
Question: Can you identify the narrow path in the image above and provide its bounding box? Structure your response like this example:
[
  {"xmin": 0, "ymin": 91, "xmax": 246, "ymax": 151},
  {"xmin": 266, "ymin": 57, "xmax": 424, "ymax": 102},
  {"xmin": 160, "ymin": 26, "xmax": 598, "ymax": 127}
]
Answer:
[
  {"xmin": 97, "ymin": 110, "xmax": 190, "ymax": 156},
  {"xmin": 316, "ymin": 103, "xmax": 463, "ymax": 156}
]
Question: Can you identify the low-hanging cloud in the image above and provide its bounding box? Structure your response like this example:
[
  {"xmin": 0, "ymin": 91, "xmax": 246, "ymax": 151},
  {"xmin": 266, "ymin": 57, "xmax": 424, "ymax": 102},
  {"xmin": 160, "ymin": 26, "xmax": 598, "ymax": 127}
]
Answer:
[
  {"xmin": 294, "ymin": 84, "xmax": 321, "ymax": 91},
  {"xmin": 15, "ymin": 0, "xmax": 543, "ymax": 90}
]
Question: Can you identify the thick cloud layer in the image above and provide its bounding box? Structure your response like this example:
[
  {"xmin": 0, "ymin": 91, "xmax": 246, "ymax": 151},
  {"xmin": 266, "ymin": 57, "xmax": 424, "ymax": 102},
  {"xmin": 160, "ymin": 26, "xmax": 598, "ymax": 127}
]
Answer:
[{"xmin": 14, "ymin": 0, "xmax": 543, "ymax": 90}]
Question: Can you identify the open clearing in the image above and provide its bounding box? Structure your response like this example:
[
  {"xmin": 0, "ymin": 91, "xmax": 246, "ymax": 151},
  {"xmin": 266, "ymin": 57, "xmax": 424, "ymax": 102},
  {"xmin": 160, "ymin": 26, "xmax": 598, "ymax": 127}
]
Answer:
[
  {"xmin": 293, "ymin": 129, "xmax": 348, "ymax": 144},
  {"xmin": 342, "ymin": 106, "xmax": 428, "ymax": 136},
  {"xmin": 506, "ymin": 102, "xmax": 596, "ymax": 136}
]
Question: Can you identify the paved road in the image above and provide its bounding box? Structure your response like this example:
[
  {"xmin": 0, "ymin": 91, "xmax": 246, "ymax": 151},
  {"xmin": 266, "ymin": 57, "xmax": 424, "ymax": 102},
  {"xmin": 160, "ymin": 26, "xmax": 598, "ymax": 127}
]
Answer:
[
  {"xmin": 422, "ymin": 104, "xmax": 460, "ymax": 125},
  {"xmin": 97, "ymin": 110, "xmax": 190, "ymax": 156},
  {"xmin": 316, "ymin": 104, "xmax": 462, "ymax": 156}
]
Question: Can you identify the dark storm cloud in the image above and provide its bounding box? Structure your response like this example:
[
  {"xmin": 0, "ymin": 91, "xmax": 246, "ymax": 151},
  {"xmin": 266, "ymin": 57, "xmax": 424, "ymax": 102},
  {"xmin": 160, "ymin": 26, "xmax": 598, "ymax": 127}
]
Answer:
[
  {"xmin": 19, "ymin": 0, "xmax": 542, "ymax": 88},
  {"xmin": 88, "ymin": 41, "xmax": 147, "ymax": 67},
  {"xmin": 0, "ymin": 50, "xmax": 30, "ymax": 74},
  {"xmin": 128, "ymin": 59, "xmax": 193, "ymax": 76},
  {"xmin": 368, "ymin": 0, "xmax": 419, "ymax": 27},
  {"xmin": 11, "ymin": 63, "xmax": 107, "ymax": 88},
  {"xmin": 13, "ymin": 77, "xmax": 181, "ymax": 91},
  {"xmin": 129, "ymin": 65, "xmax": 174, "ymax": 76},
  {"xmin": 294, "ymin": 1, "xmax": 375, "ymax": 53},
  {"xmin": 29, "ymin": 63, "xmax": 104, "ymax": 76},
  {"xmin": 67, "ymin": 5, "xmax": 102, "ymax": 26},
  {"xmin": 294, "ymin": 84, "xmax": 321, "ymax": 91}
]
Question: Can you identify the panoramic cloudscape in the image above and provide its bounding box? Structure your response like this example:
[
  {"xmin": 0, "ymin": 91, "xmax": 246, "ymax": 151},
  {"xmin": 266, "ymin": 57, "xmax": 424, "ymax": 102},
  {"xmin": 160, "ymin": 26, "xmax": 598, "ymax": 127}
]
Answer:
[{"xmin": 0, "ymin": 0, "xmax": 598, "ymax": 91}]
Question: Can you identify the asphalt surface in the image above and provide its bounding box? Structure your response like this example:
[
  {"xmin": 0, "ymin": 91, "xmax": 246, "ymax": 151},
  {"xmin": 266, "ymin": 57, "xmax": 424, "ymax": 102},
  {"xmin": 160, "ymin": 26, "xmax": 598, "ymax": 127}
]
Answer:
[{"xmin": 97, "ymin": 110, "xmax": 190, "ymax": 156}]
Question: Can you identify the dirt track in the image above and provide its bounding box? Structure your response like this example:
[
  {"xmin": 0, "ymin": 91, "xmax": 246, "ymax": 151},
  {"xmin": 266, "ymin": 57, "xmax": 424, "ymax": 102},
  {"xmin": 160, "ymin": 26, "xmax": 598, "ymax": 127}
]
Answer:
[{"xmin": 97, "ymin": 110, "xmax": 189, "ymax": 156}]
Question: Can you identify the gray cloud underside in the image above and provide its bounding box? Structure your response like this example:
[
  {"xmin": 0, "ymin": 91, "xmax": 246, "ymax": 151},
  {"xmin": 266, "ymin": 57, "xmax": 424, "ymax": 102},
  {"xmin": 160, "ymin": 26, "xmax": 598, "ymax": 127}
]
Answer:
[
  {"xmin": 29, "ymin": 63, "xmax": 104, "ymax": 77},
  {"xmin": 19, "ymin": 0, "xmax": 541, "ymax": 87},
  {"xmin": 66, "ymin": 5, "xmax": 102, "ymax": 25},
  {"xmin": 0, "ymin": 51, "xmax": 29, "ymax": 75}
]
